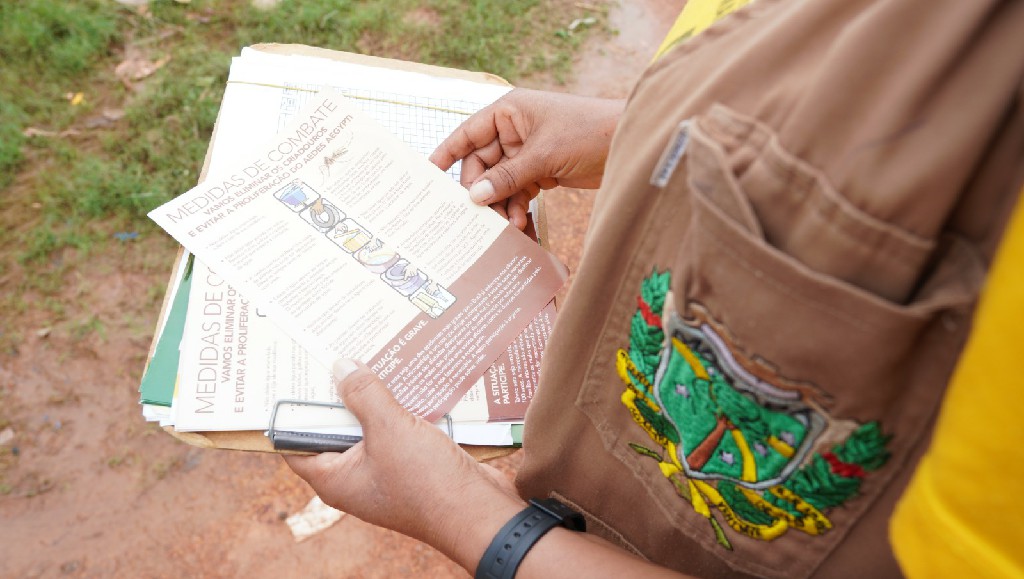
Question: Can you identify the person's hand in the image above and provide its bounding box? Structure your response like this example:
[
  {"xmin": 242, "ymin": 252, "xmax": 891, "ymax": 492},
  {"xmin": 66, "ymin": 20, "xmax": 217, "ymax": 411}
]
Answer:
[
  {"xmin": 430, "ymin": 88, "xmax": 624, "ymax": 230},
  {"xmin": 283, "ymin": 360, "xmax": 525, "ymax": 570}
]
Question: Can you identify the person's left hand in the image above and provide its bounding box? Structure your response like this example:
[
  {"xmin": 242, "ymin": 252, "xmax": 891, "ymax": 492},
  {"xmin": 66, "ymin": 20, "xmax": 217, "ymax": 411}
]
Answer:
[{"xmin": 284, "ymin": 360, "xmax": 525, "ymax": 569}]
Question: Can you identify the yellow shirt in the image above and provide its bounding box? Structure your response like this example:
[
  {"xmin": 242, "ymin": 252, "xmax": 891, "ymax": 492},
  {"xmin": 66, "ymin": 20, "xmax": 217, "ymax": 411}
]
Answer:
[
  {"xmin": 653, "ymin": 0, "xmax": 753, "ymax": 61},
  {"xmin": 890, "ymin": 195, "xmax": 1024, "ymax": 577}
]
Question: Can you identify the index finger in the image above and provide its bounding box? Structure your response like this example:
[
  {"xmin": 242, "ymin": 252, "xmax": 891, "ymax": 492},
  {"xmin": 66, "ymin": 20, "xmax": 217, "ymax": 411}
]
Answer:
[{"xmin": 428, "ymin": 106, "xmax": 501, "ymax": 171}]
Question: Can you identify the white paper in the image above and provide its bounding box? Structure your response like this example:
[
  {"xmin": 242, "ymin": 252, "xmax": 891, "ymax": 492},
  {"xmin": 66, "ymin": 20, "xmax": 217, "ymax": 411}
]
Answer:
[
  {"xmin": 286, "ymin": 496, "xmax": 346, "ymax": 542},
  {"xmin": 152, "ymin": 90, "xmax": 566, "ymax": 422}
]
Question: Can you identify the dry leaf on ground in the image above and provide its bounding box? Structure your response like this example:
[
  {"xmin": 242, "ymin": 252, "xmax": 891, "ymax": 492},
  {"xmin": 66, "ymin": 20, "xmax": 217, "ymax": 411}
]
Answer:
[
  {"xmin": 115, "ymin": 54, "xmax": 171, "ymax": 83},
  {"xmin": 23, "ymin": 127, "xmax": 82, "ymax": 138}
]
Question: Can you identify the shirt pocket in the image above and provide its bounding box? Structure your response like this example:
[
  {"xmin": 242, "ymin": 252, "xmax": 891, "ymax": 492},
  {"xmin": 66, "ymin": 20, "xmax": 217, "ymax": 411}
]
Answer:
[
  {"xmin": 574, "ymin": 102, "xmax": 985, "ymax": 578},
  {"xmin": 676, "ymin": 103, "xmax": 983, "ymax": 422},
  {"xmin": 689, "ymin": 103, "xmax": 940, "ymax": 304}
]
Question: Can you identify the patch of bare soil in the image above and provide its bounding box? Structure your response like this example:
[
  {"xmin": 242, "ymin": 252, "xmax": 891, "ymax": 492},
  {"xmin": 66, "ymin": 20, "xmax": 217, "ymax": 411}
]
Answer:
[
  {"xmin": 531, "ymin": 0, "xmax": 684, "ymax": 307},
  {"xmin": 404, "ymin": 7, "xmax": 442, "ymax": 29},
  {"xmin": 0, "ymin": 2, "xmax": 682, "ymax": 576}
]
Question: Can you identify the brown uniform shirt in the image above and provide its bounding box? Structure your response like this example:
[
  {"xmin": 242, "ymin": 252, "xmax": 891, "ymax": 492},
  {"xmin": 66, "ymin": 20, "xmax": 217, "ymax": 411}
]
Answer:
[{"xmin": 517, "ymin": 1, "xmax": 1024, "ymax": 577}]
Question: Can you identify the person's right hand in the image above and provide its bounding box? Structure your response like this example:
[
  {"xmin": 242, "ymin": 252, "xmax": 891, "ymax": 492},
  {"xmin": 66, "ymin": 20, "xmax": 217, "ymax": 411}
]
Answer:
[
  {"xmin": 429, "ymin": 88, "xmax": 624, "ymax": 230},
  {"xmin": 283, "ymin": 360, "xmax": 525, "ymax": 571}
]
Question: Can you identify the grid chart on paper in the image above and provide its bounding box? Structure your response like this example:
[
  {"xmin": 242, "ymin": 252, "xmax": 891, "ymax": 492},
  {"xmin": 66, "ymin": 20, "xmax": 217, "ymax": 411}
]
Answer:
[{"xmin": 275, "ymin": 83, "xmax": 488, "ymax": 182}]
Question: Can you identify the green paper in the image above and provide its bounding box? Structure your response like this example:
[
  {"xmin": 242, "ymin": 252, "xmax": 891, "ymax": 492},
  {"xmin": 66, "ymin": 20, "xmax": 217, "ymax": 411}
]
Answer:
[
  {"xmin": 139, "ymin": 262, "xmax": 193, "ymax": 406},
  {"xmin": 511, "ymin": 424, "xmax": 523, "ymax": 447}
]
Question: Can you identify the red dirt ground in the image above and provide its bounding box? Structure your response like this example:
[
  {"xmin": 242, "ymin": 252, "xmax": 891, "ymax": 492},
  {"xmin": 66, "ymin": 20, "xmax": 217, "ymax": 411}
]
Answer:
[{"xmin": 0, "ymin": 2, "xmax": 682, "ymax": 576}]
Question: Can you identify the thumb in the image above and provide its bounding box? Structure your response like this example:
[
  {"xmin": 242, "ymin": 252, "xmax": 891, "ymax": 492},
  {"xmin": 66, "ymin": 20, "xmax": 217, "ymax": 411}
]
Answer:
[
  {"xmin": 467, "ymin": 151, "xmax": 546, "ymax": 206},
  {"xmin": 332, "ymin": 358, "xmax": 405, "ymax": 431}
]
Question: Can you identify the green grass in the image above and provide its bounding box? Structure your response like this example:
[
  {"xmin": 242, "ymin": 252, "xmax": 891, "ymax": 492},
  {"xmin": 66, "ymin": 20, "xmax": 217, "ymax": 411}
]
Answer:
[
  {"xmin": 0, "ymin": 0, "xmax": 120, "ymax": 182},
  {"xmin": 0, "ymin": 0, "xmax": 605, "ymax": 351},
  {"xmin": 0, "ymin": 0, "xmax": 603, "ymax": 270},
  {"xmin": 0, "ymin": 1, "xmax": 119, "ymax": 74},
  {"xmin": 0, "ymin": 95, "xmax": 27, "ymax": 190}
]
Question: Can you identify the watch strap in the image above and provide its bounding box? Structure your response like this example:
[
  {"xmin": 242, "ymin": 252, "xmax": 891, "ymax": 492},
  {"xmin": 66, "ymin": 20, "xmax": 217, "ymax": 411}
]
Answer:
[{"xmin": 475, "ymin": 498, "xmax": 586, "ymax": 579}]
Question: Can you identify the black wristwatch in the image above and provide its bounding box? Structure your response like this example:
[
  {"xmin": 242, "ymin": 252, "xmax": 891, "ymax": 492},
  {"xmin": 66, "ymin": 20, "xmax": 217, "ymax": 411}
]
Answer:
[{"xmin": 475, "ymin": 498, "xmax": 586, "ymax": 579}]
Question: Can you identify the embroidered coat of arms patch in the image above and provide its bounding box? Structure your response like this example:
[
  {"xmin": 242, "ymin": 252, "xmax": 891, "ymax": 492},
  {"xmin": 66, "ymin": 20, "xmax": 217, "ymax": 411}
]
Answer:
[{"xmin": 617, "ymin": 269, "xmax": 891, "ymax": 550}]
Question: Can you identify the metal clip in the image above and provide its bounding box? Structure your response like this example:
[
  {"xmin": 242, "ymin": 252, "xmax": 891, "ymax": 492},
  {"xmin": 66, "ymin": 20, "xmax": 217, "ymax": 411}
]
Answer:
[
  {"xmin": 266, "ymin": 398, "xmax": 456, "ymax": 453},
  {"xmin": 267, "ymin": 399, "xmax": 361, "ymax": 453}
]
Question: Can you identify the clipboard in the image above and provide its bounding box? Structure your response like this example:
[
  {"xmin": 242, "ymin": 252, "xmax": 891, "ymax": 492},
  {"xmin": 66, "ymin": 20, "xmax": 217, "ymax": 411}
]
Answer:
[{"xmin": 142, "ymin": 44, "xmax": 542, "ymax": 462}]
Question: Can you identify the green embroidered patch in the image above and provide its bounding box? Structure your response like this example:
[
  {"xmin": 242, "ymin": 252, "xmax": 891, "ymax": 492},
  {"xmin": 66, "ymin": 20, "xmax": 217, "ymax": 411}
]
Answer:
[{"xmin": 618, "ymin": 268, "xmax": 890, "ymax": 549}]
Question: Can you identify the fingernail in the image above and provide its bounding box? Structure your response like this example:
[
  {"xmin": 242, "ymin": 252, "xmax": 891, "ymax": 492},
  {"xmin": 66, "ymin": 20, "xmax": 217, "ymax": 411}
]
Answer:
[
  {"xmin": 468, "ymin": 179, "xmax": 494, "ymax": 204},
  {"xmin": 332, "ymin": 358, "xmax": 360, "ymax": 382}
]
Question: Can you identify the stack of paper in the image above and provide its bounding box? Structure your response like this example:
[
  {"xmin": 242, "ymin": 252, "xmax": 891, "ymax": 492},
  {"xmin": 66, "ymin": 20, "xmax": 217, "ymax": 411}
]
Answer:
[{"xmin": 139, "ymin": 46, "xmax": 564, "ymax": 450}]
